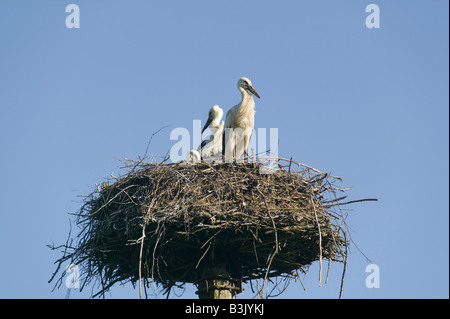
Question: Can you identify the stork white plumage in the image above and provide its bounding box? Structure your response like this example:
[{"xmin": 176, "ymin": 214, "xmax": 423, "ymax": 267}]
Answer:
[
  {"xmin": 187, "ymin": 149, "xmax": 201, "ymax": 164},
  {"xmin": 198, "ymin": 105, "xmax": 224, "ymax": 159},
  {"xmin": 222, "ymin": 77, "xmax": 260, "ymax": 161}
]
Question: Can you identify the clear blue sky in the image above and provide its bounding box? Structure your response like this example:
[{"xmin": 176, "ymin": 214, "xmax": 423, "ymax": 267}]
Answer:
[{"xmin": 0, "ymin": 1, "xmax": 448, "ymax": 299}]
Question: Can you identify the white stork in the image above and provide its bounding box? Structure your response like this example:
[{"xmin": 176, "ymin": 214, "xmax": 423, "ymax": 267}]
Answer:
[
  {"xmin": 198, "ymin": 105, "xmax": 224, "ymax": 160},
  {"xmin": 187, "ymin": 149, "xmax": 201, "ymax": 164},
  {"xmin": 222, "ymin": 77, "xmax": 260, "ymax": 162}
]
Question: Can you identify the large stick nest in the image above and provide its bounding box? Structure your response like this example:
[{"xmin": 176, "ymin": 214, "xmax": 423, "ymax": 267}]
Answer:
[{"xmin": 50, "ymin": 157, "xmax": 356, "ymax": 298}]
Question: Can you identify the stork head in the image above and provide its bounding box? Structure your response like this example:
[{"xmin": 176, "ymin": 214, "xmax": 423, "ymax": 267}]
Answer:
[
  {"xmin": 202, "ymin": 105, "xmax": 224, "ymax": 133},
  {"xmin": 238, "ymin": 77, "xmax": 260, "ymax": 99}
]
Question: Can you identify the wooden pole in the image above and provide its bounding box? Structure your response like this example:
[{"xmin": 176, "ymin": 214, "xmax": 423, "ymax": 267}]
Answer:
[{"xmin": 196, "ymin": 262, "xmax": 242, "ymax": 299}]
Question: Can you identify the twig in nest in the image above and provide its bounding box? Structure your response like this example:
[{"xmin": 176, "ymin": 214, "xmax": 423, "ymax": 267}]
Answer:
[
  {"xmin": 311, "ymin": 195, "xmax": 323, "ymax": 287},
  {"xmin": 138, "ymin": 224, "xmax": 146, "ymax": 299}
]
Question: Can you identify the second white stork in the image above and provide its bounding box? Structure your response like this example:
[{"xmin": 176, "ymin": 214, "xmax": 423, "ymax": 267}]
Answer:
[{"xmin": 198, "ymin": 105, "xmax": 224, "ymax": 159}]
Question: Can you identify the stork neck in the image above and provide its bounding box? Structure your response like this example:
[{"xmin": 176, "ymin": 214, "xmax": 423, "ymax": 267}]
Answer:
[
  {"xmin": 211, "ymin": 118, "xmax": 221, "ymax": 128},
  {"xmin": 240, "ymin": 89, "xmax": 254, "ymax": 106}
]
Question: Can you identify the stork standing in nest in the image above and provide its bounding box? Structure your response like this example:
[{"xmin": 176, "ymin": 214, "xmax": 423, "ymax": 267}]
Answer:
[
  {"xmin": 199, "ymin": 105, "xmax": 224, "ymax": 160},
  {"xmin": 222, "ymin": 77, "xmax": 260, "ymax": 162},
  {"xmin": 187, "ymin": 105, "xmax": 224, "ymax": 164}
]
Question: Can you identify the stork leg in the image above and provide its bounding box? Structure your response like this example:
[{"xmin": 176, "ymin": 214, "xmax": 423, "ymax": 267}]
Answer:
[
  {"xmin": 243, "ymin": 135, "xmax": 250, "ymax": 163},
  {"xmin": 222, "ymin": 128, "xmax": 235, "ymax": 163},
  {"xmin": 233, "ymin": 135, "xmax": 236, "ymax": 162},
  {"xmin": 222, "ymin": 132, "xmax": 225, "ymax": 162}
]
